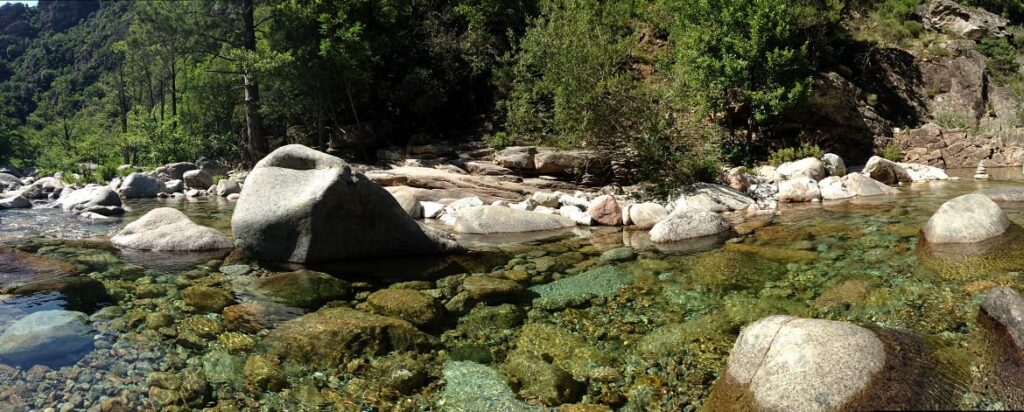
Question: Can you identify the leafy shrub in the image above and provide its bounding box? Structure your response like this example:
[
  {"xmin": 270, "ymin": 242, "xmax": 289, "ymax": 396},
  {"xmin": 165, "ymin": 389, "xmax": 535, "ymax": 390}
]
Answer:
[
  {"xmin": 977, "ymin": 36, "xmax": 1020, "ymax": 84},
  {"xmin": 934, "ymin": 111, "xmax": 971, "ymax": 129},
  {"xmin": 768, "ymin": 143, "xmax": 823, "ymax": 166},
  {"xmin": 878, "ymin": 143, "xmax": 903, "ymax": 162},
  {"xmin": 94, "ymin": 163, "xmax": 119, "ymax": 183},
  {"xmin": 485, "ymin": 132, "xmax": 515, "ymax": 149}
]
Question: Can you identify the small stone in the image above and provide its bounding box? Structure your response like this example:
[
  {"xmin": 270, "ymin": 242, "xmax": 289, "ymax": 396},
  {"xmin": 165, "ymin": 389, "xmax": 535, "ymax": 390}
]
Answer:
[
  {"xmin": 599, "ymin": 247, "xmax": 635, "ymax": 262},
  {"xmin": 367, "ymin": 288, "xmax": 442, "ymax": 328},
  {"xmin": 182, "ymin": 286, "xmax": 236, "ymax": 313},
  {"xmin": 244, "ymin": 355, "xmax": 286, "ymax": 391},
  {"xmin": 587, "ymin": 195, "xmax": 622, "ymax": 226},
  {"xmin": 220, "ymin": 264, "xmax": 251, "ymax": 277},
  {"xmin": 223, "ymin": 302, "xmax": 273, "ymax": 334}
]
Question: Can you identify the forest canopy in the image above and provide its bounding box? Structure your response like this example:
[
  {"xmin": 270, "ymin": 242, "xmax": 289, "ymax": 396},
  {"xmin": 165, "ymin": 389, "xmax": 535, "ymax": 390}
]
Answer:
[{"xmin": 0, "ymin": 0, "xmax": 1021, "ymax": 186}]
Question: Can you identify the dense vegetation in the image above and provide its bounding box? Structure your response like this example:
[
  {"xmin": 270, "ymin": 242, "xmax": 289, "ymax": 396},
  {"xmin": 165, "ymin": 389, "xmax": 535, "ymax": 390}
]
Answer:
[{"xmin": 0, "ymin": 0, "xmax": 1021, "ymax": 185}]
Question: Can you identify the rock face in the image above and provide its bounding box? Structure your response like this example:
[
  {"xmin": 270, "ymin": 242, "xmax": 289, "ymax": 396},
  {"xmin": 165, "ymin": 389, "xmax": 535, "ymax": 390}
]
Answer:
[
  {"xmin": 534, "ymin": 149, "xmax": 605, "ymax": 177},
  {"xmin": 776, "ymin": 157, "xmax": 826, "ymax": 181},
  {"xmin": 232, "ymin": 144, "xmax": 461, "ymax": 263},
  {"xmin": 982, "ymin": 287, "xmax": 1024, "ymax": 352},
  {"xmin": 711, "ymin": 316, "xmax": 886, "ymax": 412},
  {"xmin": 260, "ymin": 307, "xmax": 431, "ymax": 369},
  {"xmin": 649, "ymin": 207, "xmax": 731, "ymax": 243},
  {"xmin": 892, "ymin": 123, "xmax": 1011, "ymax": 168},
  {"xmin": 453, "ymin": 205, "xmax": 575, "ymax": 234},
  {"xmin": 864, "ymin": 156, "xmax": 912, "ymax": 185},
  {"xmin": 777, "ymin": 177, "xmax": 822, "ymax": 203},
  {"xmin": 493, "ymin": 146, "xmax": 537, "ymax": 172},
  {"xmin": 112, "ymin": 207, "xmax": 234, "ymax": 251},
  {"xmin": 922, "ymin": 193, "xmax": 1010, "ymax": 244},
  {"xmin": 118, "ymin": 173, "xmax": 164, "ymax": 198},
  {"xmin": 922, "ymin": 0, "xmax": 1009, "ymax": 40},
  {"xmin": 183, "ymin": 169, "xmax": 213, "ymax": 190},
  {"xmin": 0, "ymin": 310, "xmax": 94, "ymax": 367}
]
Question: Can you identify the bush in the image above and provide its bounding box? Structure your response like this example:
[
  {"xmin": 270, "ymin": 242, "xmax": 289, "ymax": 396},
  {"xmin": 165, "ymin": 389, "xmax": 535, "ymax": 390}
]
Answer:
[
  {"xmin": 977, "ymin": 36, "xmax": 1020, "ymax": 84},
  {"xmin": 878, "ymin": 143, "xmax": 903, "ymax": 161},
  {"xmin": 485, "ymin": 132, "xmax": 515, "ymax": 149},
  {"xmin": 94, "ymin": 163, "xmax": 119, "ymax": 183},
  {"xmin": 767, "ymin": 143, "xmax": 824, "ymax": 166}
]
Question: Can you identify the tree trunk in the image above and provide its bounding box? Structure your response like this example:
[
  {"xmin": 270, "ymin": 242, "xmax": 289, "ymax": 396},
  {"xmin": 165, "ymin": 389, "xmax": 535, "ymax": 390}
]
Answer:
[
  {"xmin": 117, "ymin": 64, "xmax": 128, "ymax": 134},
  {"xmin": 242, "ymin": 0, "xmax": 268, "ymax": 161}
]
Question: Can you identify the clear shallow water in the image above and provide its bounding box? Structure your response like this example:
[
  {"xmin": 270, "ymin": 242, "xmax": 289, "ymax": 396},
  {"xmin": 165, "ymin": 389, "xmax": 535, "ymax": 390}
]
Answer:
[{"xmin": 3, "ymin": 175, "xmax": 1024, "ymax": 410}]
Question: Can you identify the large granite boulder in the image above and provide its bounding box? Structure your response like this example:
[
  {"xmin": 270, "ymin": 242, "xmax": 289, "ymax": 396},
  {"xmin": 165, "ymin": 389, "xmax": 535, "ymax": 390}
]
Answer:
[
  {"xmin": 649, "ymin": 207, "xmax": 731, "ymax": 243},
  {"xmin": 163, "ymin": 162, "xmax": 198, "ymax": 180},
  {"xmin": 534, "ymin": 149, "xmax": 606, "ymax": 177},
  {"xmin": 777, "ymin": 176, "xmax": 822, "ymax": 203},
  {"xmin": 232, "ymin": 144, "xmax": 461, "ymax": 263},
  {"xmin": 708, "ymin": 316, "xmax": 885, "ymax": 411},
  {"xmin": 0, "ymin": 195, "xmax": 31, "ymax": 209},
  {"xmin": 493, "ymin": 146, "xmax": 537, "ymax": 172},
  {"xmin": 922, "ymin": 193, "xmax": 1009, "ymax": 244},
  {"xmin": 0, "ymin": 310, "xmax": 94, "ymax": 367},
  {"xmin": 112, "ymin": 207, "xmax": 233, "ymax": 251},
  {"xmin": 843, "ymin": 173, "xmax": 900, "ymax": 197},
  {"xmin": 183, "ymin": 169, "xmax": 213, "ymax": 190},
  {"xmin": 821, "ymin": 153, "xmax": 846, "ymax": 177},
  {"xmin": 118, "ymin": 173, "xmax": 164, "ymax": 198},
  {"xmin": 453, "ymin": 206, "xmax": 575, "ymax": 234},
  {"xmin": 215, "ymin": 179, "xmax": 241, "ymax": 197},
  {"xmin": 776, "ymin": 157, "xmax": 826, "ymax": 181},
  {"xmin": 864, "ymin": 156, "xmax": 912, "ymax": 185},
  {"xmin": 58, "ymin": 185, "xmax": 122, "ymax": 214},
  {"xmin": 629, "ymin": 202, "xmax": 669, "ymax": 230}
]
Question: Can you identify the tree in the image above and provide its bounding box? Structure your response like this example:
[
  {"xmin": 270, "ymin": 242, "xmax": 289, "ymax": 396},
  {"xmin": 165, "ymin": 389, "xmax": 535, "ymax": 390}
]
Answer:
[{"xmin": 668, "ymin": 0, "xmax": 843, "ymax": 152}]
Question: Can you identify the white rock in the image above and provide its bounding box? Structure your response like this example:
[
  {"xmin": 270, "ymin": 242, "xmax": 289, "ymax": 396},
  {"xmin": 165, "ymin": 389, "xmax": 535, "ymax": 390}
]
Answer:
[{"xmin": 777, "ymin": 177, "xmax": 821, "ymax": 203}]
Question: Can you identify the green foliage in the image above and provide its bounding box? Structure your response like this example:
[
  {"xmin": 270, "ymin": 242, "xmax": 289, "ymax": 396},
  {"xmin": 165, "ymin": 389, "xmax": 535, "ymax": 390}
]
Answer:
[
  {"xmin": 501, "ymin": 0, "xmax": 637, "ymax": 147},
  {"xmin": 878, "ymin": 143, "xmax": 903, "ymax": 162},
  {"xmin": 863, "ymin": 0, "xmax": 925, "ymax": 45},
  {"xmin": 934, "ymin": 111, "xmax": 972, "ymax": 129},
  {"xmin": 977, "ymin": 36, "xmax": 1021, "ymax": 84},
  {"xmin": 94, "ymin": 163, "xmax": 119, "ymax": 183},
  {"xmin": 485, "ymin": 132, "xmax": 515, "ymax": 149},
  {"xmin": 767, "ymin": 143, "xmax": 824, "ymax": 166},
  {"xmin": 666, "ymin": 0, "xmax": 842, "ymax": 154}
]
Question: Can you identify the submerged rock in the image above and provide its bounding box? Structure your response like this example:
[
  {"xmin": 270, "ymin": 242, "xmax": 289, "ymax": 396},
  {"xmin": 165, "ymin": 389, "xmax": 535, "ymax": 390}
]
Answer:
[
  {"xmin": 367, "ymin": 288, "xmax": 442, "ymax": 328},
  {"xmin": 0, "ymin": 310, "xmax": 94, "ymax": 367},
  {"xmin": 530, "ymin": 265, "xmax": 632, "ymax": 310},
  {"xmin": 440, "ymin": 361, "xmax": 539, "ymax": 412},
  {"xmin": 260, "ymin": 307, "xmax": 431, "ymax": 369},
  {"xmin": 922, "ymin": 193, "xmax": 1009, "ymax": 244},
  {"xmin": 453, "ymin": 205, "xmax": 575, "ymax": 234},
  {"xmin": 504, "ymin": 352, "xmax": 583, "ymax": 405},
  {"xmin": 649, "ymin": 207, "xmax": 731, "ymax": 243},
  {"xmin": 232, "ymin": 144, "xmax": 460, "ymax": 263},
  {"xmin": 112, "ymin": 207, "xmax": 234, "ymax": 251},
  {"xmin": 249, "ymin": 270, "xmax": 349, "ymax": 309}
]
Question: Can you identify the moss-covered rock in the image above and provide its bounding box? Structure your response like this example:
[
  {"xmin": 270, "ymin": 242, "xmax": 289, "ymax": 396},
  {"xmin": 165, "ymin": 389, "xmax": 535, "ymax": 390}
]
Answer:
[
  {"xmin": 251, "ymin": 270, "xmax": 350, "ymax": 309},
  {"xmin": 183, "ymin": 285, "xmax": 236, "ymax": 313},
  {"xmin": 366, "ymin": 288, "xmax": 442, "ymax": 328}
]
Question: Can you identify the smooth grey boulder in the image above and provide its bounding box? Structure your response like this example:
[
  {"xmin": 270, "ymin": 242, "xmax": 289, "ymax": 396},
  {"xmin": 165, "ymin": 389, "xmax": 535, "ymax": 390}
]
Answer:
[
  {"xmin": 453, "ymin": 205, "xmax": 575, "ymax": 234},
  {"xmin": 59, "ymin": 186, "xmax": 122, "ymax": 213},
  {"xmin": 629, "ymin": 202, "xmax": 669, "ymax": 229},
  {"xmin": 0, "ymin": 173, "xmax": 19, "ymax": 185},
  {"xmin": 164, "ymin": 162, "xmax": 198, "ymax": 180},
  {"xmin": 776, "ymin": 157, "xmax": 826, "ymax": 181},
  {"xmin": 118, "ymin": 173, "xmax": 163, "ymax": 198},
  {"xmin": 843, "ymin": 173, "xmax": 899, "ymax": 197},
  {"xmin": 922, "ymin": 193, "xmax": 1009, "ymax": 244},
  {"xmin": 864, "ymin": 156, "xmax": 912, "ymax": 185},
  {"xmin": 649, "ymin": 207, "xmax": 730, "ymax": 243},
  {"xmin": 818, "ymin": 176, "xmax": 853, "ymax": 200},
  {"xmin": 0, "ymin": 195, "xmax": 31, "ymax": 209},
  {"xmin": 22, "ymin": 177, "xmax": 64, "ymax": 199},
  {"xmin": 0, "ymin": 310, "xmax": 94, "ymax": 367},
  {"xmin": 777, "ymin": 176, "xmax": 821, "ymax": 203},
  {"xmin": 232, "ymin": 144, "xmax": 461, "ymax": 263},
  {"xmin": 183, "ymin": 169, "xmax": 213, "ymax": 190},
  {"xmin": 677, "ymin": 183, "xmax": 754, "ymax": 212},
  {"xmin": 712, "ymin": 316, "xmax": 886, "ymax": 412},
  {"xmin": 983, "ymin": 287, "xmax": 1024, "ymax": 351},
  {"xmin": 215, "ymin": 179, "xmax": 241, "ymax": 197},
  {"xmin": 165, "ymin": 179, "xmax": 184, "ymax": 193},
  {"xmin": 112, "ymin": 207, "xmax": 233, "ymax": 251},
  {"xmin": 822, "ymin": 153, "xmax": 846, "ymax": 177},
  {"xmin": 493, "ymin": 146, "xmax": 537, "ymax": 172}
]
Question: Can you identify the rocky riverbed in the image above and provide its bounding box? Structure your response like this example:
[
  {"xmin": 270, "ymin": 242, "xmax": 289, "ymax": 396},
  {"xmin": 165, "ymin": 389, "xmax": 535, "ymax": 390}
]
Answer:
[{"xmin": 4, "ymin": 147, "xmax": 1024, "ymax": 411}]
